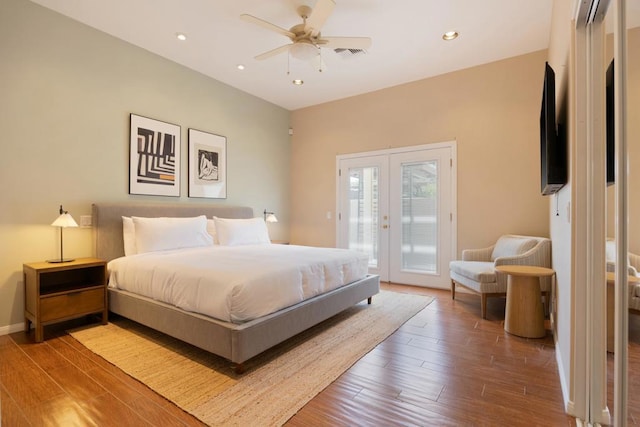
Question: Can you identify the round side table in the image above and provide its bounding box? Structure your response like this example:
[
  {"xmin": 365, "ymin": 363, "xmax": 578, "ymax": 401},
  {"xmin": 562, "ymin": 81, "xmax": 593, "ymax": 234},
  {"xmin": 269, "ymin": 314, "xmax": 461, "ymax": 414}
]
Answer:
[{"xmin": 495, "ymin": 265, "xmax": 555, "ymax": 338}]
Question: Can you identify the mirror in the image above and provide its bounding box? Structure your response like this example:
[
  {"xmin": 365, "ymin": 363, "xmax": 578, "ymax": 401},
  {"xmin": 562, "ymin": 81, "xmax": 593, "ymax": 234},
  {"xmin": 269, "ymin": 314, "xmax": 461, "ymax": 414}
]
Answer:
[{"xmin": 605, "ymin": 1, "xmax": 640, "ymax": 421}]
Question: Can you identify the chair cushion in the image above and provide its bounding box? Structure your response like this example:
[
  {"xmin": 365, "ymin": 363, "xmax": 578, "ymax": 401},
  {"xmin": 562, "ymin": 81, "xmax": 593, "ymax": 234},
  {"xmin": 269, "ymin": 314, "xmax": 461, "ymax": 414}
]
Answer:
[
  {"xmin": 491, "ymin": 236, "xmax": 538, "ymax": 261},
  {"xmin": 449, "ymin": 261, "xmax": 496, "ymax": 283}
]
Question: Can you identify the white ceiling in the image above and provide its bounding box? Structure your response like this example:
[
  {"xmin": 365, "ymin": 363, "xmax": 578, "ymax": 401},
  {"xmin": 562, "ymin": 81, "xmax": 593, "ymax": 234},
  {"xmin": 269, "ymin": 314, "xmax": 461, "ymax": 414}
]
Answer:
[{"xmin": 26, "ymin": 1, "xmax": 633, "ymax": 111}]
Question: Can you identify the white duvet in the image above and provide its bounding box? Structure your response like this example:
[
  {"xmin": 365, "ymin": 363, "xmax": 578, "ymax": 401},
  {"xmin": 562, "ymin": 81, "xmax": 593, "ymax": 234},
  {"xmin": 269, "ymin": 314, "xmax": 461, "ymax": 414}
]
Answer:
[{"xmin": 107, "ymin": 244, "xmax": 369, "ymax": 323}]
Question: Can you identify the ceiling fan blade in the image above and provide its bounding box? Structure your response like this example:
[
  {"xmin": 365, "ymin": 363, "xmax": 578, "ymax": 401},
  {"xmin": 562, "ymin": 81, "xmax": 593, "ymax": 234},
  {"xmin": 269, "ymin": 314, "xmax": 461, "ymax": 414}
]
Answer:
[
  {"xmin": 305, "ymin": 0, "xmax": 336, "ymax": 37},
  {"xmin": 254, "ymin": 44, "xmax": 292, "ymax": 60},
  {"xmin": 240, "ymin": 14, "xmax": 295, "ymax": 39},
  {"xmin": 318, "ymin": 36, "xmax": 372, "ymax": 50}
]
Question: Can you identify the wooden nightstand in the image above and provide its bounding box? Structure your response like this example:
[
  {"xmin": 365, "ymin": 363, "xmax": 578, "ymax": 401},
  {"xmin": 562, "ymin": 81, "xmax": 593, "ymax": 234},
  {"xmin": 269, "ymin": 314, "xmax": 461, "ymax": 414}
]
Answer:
[{"xmin": 23, "ymin": 257, "xmax": 107, "ymax": 342}]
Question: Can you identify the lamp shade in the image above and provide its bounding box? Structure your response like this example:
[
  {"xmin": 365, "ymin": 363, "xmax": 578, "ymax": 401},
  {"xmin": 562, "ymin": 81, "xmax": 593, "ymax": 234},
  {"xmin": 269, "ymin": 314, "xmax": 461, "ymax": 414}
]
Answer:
[
  {"xmin": 47, "ymin": 205, "xmax": 78, "ymax": 263},
  {"xmin": 263, "ymin": 209, "xmax": 278, "ymax": 223},
  {"xmin": 265, "ymin": 213, "xmax": 278, "ymax": 223},
  {"xmin": 51, "ymin": 212, "xmax": 78, "ymax": 228}
]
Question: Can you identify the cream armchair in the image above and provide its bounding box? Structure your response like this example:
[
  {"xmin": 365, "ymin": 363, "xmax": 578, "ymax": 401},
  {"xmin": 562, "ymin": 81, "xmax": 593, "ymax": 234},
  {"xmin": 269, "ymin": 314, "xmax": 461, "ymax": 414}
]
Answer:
[
  {"xmin": 449, "ymin": 235, "xmax": 552, "ymax": 319},
  {"xmin": 605, "ymin": 239, "xmax": 640, "ymax": 313}
]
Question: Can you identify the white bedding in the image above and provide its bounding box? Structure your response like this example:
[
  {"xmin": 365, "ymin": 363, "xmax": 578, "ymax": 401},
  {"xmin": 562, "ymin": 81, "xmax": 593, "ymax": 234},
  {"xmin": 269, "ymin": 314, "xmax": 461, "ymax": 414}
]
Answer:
[{"xmin": 107, "ymin": 244, "xmax": 369, "ymax": 323}]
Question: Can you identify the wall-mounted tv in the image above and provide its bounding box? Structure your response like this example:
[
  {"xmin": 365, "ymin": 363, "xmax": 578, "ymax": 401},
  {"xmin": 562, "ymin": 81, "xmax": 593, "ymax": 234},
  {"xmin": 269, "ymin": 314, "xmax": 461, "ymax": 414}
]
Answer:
[
  {"xmin": 540, "ymin": 62, "xmax": 567, "ymax": 196},
  {"xmin": 606, "ymin": 59, "xmax": 615, "ymax": 186}
]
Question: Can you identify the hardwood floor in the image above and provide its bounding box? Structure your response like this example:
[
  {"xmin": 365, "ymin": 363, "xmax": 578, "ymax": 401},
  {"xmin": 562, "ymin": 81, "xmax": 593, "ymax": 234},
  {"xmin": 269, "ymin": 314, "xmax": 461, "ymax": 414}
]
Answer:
[
  {"xmin": 0, "ymin": 283, "xmax": 609, "ymax": 426},
  {"xmin": 289, "ymin": 283, "xmax": 574, "ymax": 427}
]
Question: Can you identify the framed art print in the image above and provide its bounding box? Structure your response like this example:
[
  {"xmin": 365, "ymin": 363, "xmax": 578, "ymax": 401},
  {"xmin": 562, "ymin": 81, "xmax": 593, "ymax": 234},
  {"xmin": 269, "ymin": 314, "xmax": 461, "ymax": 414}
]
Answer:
[
  {"xmin": 129, "ymin": 114, "xmax": 181, "ymax": 197},
  {"xmin": 188, "ymin": 128, "xmax": 227, "ymax": 198}
]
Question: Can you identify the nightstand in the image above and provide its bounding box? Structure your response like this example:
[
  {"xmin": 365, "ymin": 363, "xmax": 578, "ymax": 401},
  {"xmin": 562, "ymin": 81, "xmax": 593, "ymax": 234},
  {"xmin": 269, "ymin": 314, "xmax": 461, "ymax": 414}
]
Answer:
[{"xmin": 23, "ymin": 257, "xmax": 107, "ymax": 342}]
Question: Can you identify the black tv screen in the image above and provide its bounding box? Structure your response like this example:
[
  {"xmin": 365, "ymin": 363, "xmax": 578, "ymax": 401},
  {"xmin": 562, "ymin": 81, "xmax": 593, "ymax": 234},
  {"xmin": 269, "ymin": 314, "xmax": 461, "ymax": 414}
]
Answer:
[
  {"xmin": 540, "ymin": 62, "xmax": 567, "ymax": 195},
  {"xmin": 606, "ymin": 59, "xmax": 615, "ymax": 185}
]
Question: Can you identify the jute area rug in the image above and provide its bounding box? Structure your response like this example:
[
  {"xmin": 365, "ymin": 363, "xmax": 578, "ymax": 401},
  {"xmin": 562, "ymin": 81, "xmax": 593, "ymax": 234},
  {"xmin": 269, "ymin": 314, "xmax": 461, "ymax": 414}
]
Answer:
[{"xmin": 69, "ymin": 290, "xmax": 433, "ymax": 426}]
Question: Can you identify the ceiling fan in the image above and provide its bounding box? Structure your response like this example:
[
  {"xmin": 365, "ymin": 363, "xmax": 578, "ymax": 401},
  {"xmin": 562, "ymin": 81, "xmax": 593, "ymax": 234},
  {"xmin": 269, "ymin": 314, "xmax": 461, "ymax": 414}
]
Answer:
[{"xmin": 240, "ymin": 0, "xmax": 371, "ymax": 71}]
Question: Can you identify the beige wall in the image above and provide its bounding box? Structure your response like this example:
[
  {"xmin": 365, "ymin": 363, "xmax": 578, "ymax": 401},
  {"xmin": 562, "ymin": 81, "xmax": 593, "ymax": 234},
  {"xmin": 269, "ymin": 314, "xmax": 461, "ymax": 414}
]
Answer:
[
  {"xmin": 290, "ymin": 50, "xmax": 551, "ymax": 252},
  {"xmin": 0, "ymin": 0, "xmax": 290, "ymax": 330}
]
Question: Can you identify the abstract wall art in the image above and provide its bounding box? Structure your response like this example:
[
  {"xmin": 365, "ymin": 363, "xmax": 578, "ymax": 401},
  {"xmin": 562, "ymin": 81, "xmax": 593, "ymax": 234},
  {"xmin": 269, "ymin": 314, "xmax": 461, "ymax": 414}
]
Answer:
[
  {"xmin": 188, "ymin": 128, "xmax": 227, "ymax": 199},
  {"xmin": 129, "ymin": 114, "xmax": 181, "ymax": 197}
]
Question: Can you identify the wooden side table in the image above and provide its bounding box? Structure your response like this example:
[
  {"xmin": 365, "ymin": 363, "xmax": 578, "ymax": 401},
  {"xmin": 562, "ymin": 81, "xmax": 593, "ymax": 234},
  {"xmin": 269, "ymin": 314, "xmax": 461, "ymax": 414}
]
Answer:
[
  {"xmin": 24, "ymin": 257, "xmax": 107, "ymax": 342},
  {"xmin": 496, "ymin": 265, "xmax": 555, "ymax": 338},
  {"xmin": 606, "ymin": 272, "xmax": 640, "ymax": 352}
]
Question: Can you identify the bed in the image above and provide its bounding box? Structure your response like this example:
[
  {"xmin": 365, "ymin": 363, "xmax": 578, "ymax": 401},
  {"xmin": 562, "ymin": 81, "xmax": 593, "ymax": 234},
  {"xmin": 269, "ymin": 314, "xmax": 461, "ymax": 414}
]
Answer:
[{"xmin": 92, "ymin": 202, "xmax": 380, "ymax": 372}]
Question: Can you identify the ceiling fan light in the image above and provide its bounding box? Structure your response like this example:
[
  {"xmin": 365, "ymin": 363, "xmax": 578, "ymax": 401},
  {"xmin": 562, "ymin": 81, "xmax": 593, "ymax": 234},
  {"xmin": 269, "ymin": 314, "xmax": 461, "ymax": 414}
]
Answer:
[
  {"xmin": 292, "ymin": 79, "xmax": 304, "ymax": 85},
  {"xmin": 289, "ymin": 42, "xmax": 318, "ymax": 60},
  {"xmin": 442, "ymin": 31, "xmax": 459, "ymax": 41}
]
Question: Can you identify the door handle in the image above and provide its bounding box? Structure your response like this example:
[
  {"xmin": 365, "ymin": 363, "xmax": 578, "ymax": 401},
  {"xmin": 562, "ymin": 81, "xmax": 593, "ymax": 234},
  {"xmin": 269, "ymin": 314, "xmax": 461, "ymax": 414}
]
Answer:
[{"xmin": 382, "ymin": 225, "xmax": 388, "ymax": 229}]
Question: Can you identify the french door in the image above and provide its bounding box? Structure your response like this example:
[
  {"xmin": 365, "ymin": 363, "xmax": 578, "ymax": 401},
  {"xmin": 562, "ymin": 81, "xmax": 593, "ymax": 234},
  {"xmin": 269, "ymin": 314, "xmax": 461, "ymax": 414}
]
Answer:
[{"xmin": 337, "ymin": 143, "xmax": 456, "ymax": 288}]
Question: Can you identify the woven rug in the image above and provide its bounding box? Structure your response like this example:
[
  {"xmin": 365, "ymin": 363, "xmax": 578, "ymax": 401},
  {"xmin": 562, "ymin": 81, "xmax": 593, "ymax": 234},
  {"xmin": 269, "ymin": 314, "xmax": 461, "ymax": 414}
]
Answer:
[{"xmin": 69, "ymin": 290, "xmax": 433, "ymax": 426}]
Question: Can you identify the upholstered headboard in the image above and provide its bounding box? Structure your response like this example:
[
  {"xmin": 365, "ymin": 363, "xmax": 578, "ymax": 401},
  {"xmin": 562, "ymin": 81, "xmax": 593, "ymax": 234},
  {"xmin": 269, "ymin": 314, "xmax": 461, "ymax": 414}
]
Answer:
[{"xmin": 92, "ymin": 202, "xmax": 254, "ymax": 262}]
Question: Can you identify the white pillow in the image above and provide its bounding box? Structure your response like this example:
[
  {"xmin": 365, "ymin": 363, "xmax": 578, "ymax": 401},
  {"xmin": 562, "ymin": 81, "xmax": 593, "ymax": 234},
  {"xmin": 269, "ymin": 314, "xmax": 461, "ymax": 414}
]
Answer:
[
  {"xmin": 132, "ymin": 215, "xmax": 213, "ymax": 254},
  {"xmin": 214, "ymin": 217, "xmax": 271, "ymax": 246},
  {"xmin": 122, "ymin": 216, "xmax": 137, "ymax": 256}
]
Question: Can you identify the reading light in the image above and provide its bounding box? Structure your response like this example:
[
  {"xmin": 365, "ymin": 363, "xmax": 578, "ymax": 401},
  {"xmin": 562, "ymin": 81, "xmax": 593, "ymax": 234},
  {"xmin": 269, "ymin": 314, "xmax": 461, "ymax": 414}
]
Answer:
[
  {"xmin": 48, "ymin": 205, "xmax": 78, "ymax": 263},
  {"xmin": 263, "ymin": 209, "xmax": 278, "ymax": 223},
  {"xmin": 442, "ymin": 31, "xmax": 459, "ymax": 41},
  {"xmin": 292, "ymin": 79, "xmax": 304, "ymax": 86}
]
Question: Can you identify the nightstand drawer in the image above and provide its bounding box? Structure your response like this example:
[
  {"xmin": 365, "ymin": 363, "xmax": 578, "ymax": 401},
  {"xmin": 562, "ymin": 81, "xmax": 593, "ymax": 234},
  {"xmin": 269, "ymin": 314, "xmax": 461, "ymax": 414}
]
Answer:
[{"xmin": 40, "ymin": 288, "xmax": 105, "ymax": 322}]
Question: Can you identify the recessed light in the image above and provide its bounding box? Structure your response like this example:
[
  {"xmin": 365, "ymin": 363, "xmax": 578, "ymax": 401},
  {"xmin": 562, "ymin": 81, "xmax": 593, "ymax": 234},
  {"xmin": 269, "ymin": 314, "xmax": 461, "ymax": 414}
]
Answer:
[
  {"xmin": 237, "ymin": 64, "xmax": 245, "ymax": 70},
  {"xmin": 442, "ymin": 31, "xmax": 459, "ymax": 41},
  {"xmin": 292, "ymin": 79, "xmax": 304, "ymax": 85},
  {"xmin": 176, "ymin": 33, "xmax": 187, "ymax": 41}
]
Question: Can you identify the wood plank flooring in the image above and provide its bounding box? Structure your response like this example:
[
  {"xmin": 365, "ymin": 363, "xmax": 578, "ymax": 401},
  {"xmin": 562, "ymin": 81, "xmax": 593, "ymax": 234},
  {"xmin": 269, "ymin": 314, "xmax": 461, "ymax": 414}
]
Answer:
[
  {"xmin": 289, "ymin": 283, "xmax": 575, "ymax": 426},
  {"xmin": 2, "ymin": 283, "xmax": 633, "ymax": 426}
]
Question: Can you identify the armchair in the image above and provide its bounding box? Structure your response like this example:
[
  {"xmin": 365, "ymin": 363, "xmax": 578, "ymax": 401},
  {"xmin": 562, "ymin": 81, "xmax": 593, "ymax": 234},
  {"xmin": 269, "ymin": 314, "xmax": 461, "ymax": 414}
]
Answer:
[
  {"xmin": 605, "ymin": 239, "xmax": 640, "ymax": 313},
  {"xmin": 449, "ymin": 235, "xmax": 552, "ymax": 319}
]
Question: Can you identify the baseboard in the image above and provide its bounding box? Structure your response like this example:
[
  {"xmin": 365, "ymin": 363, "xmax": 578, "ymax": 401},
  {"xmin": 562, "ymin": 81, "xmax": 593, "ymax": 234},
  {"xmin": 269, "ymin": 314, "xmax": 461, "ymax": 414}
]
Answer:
[
  {"xmin": 555, "ymin": 340, "xmax": 573, "ymax": 415},
  {"xmin": 0, "ymin": 322, "xmax": 25, "ymax": 336}
]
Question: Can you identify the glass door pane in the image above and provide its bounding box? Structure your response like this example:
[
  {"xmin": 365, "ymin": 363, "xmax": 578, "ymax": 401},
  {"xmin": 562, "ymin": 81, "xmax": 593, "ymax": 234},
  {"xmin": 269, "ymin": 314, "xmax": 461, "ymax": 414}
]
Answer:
[
  {"xmin": 400, "ymin": 161, "xmax": 438, "ymax": 273},
  {"xmin": 348, "ymin": 166, "xmax": 379, "ymax": 268}
]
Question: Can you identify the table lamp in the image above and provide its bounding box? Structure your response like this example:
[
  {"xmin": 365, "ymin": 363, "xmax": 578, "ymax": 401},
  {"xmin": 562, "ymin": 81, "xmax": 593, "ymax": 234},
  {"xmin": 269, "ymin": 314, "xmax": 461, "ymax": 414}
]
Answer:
[
  {"xmin": 47, "ymin": 205, "xmax": 78, "ymax": 263},
  {"xmin": 263, "ymin": 209, "xmax": 278, "ymax": 223}
]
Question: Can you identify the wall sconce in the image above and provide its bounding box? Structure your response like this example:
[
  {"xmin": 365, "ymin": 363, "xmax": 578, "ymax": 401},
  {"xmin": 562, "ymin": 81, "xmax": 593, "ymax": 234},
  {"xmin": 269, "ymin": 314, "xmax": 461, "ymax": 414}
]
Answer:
[
  {"xmin": 263, "ymin": 209, "xmax": 278, "ymax": 223},
  {"xmin": 47, "ymin": 205, "xmax": 78, "ymax": 263}
]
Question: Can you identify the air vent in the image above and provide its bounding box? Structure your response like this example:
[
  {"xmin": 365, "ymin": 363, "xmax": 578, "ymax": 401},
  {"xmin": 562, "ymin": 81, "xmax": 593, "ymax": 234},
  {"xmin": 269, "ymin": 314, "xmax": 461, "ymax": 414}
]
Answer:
[{"xmin": 334, "ymin": 48, "xmax": 367, "ymax": 58}]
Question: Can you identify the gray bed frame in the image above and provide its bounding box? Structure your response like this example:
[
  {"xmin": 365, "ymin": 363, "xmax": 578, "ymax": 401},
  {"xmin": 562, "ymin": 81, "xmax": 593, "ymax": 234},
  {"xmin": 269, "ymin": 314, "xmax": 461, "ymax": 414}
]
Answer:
[{"xmin": 92, "ymin": 202, "xmax": 380, "ymax": 372}]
